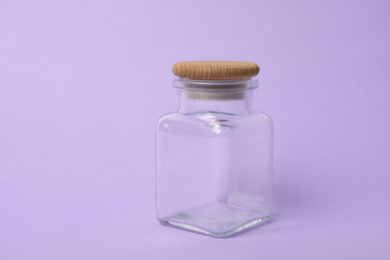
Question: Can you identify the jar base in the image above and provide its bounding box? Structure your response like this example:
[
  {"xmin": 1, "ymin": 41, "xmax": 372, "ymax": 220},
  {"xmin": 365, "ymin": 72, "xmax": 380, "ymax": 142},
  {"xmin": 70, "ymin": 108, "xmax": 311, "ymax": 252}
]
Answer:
[{"xmin": 158, "ymin": 202, "xmax": 269, "ymax": 237}]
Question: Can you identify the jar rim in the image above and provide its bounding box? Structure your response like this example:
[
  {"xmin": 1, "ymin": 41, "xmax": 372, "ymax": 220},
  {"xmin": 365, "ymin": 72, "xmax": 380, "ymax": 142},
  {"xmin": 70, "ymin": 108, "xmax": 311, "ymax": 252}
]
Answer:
[{"xmin": 173, "ymin": 78, "xmax": 258, "ymax": 92}]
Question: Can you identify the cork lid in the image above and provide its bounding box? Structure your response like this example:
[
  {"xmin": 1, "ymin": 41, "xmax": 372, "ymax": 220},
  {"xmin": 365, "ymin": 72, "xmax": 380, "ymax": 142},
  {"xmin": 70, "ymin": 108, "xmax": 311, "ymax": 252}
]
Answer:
[{"xmin": 172, "ymin": 61, "xmax": 260, "ymax": 80}]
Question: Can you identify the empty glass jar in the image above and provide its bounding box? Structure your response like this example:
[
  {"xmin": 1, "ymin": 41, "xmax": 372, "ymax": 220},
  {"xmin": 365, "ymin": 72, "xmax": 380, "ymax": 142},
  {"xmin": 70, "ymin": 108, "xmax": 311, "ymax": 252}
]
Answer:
[{"xmin": 156, "ymin": 61, "xmax": 273, "ymax": 237}]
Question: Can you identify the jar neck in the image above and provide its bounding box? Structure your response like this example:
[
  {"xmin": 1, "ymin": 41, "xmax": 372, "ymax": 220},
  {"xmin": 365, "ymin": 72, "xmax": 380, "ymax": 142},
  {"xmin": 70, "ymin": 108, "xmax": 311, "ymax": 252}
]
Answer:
[
  {"xmin": 178, "ymin": 90, "xmax": 254, "ymax": 115},
  {"xmin": 174, "ymin": 78, "xmax": 257, "ymax": 115}
]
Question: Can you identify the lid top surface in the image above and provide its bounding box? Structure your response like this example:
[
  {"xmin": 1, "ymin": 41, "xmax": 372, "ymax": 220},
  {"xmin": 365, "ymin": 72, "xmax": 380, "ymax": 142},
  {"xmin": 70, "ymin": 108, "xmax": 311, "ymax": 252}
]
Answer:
[{"xmin": 172, "ymin": 61, "xmax": 260, "ymax": 80}]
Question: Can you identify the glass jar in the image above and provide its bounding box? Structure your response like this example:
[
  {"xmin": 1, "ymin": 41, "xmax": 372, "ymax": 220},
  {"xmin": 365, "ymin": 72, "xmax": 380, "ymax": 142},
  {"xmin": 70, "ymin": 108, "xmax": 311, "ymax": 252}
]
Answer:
[{"xmin": 156, "ymin": 65, "xmax": 273, "ymax": 237}]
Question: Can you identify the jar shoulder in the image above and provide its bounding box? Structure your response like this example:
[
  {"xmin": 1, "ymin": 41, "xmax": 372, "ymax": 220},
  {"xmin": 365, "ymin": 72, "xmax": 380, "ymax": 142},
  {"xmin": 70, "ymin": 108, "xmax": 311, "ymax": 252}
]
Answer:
[
  {"xmin": 158, "ymin": 111, "xmax": 272, "ymax": 122},
  {"xmin": 157, "ymin": 112, "xmax": 180, "ymax": 127},
  {"xmin": 157, "ymin": 111, "xmax": 272, "ymax": 135},
  {"xmin": 252, "ymin": 111, "xmax": 273, "ymax": 128}
]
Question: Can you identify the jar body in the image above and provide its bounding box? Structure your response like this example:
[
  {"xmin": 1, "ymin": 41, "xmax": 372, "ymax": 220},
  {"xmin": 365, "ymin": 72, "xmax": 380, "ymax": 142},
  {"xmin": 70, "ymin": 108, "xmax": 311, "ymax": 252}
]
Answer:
[{"xmin": 156, "ymin": 79, "xmax": 273, "ymax": 237}]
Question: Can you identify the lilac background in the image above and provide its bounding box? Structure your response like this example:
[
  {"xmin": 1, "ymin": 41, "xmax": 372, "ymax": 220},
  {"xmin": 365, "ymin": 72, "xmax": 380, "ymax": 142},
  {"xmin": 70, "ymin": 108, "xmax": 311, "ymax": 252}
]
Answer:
[{"xmin": 1, "ymin": 0, "xmax": 389, "ymax": 259}]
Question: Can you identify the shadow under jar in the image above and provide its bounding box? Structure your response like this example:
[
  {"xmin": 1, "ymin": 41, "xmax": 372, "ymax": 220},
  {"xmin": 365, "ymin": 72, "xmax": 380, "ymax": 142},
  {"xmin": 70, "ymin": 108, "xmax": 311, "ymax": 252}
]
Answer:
[{"xmin": 156, "ymin": 61, "xmax": 273, "ymax": 237}]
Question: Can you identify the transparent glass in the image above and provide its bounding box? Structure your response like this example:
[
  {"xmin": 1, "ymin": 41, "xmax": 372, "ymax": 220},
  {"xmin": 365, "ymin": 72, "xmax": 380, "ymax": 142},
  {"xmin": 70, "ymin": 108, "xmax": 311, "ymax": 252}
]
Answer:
[{"xmin": 156, "ymin": 78, "xmax": 273, "ymax": 237}]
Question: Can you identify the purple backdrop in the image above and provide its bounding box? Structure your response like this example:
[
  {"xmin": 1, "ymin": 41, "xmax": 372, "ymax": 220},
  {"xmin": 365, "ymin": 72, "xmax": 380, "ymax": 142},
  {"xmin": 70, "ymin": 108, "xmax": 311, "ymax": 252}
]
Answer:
[{"xmin": 1, "ymin": 0, "xmax": 389, "ymax": 259}]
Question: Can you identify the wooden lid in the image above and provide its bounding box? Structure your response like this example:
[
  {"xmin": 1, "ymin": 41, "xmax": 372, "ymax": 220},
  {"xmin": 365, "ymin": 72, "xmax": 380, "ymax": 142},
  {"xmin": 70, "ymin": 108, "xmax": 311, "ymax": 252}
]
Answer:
[{"xmin": 172, "ymin": 61, "xmax": 260, "ymax": 80}]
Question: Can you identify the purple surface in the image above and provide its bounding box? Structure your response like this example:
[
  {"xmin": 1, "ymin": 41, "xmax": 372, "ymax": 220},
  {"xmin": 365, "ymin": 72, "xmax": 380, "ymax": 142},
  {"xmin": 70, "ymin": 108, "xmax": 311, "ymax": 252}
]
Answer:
[{"xmin": 1, "ymin": 0, "xmax": 389, "ymax": 259}]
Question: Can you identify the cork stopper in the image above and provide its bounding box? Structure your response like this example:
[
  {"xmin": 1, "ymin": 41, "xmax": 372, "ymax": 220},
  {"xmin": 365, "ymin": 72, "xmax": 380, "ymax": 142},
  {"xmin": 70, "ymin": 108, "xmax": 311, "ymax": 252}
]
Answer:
[{"xmin": 172, "ymin": 61, "xmax": 260, "ymax": 80}]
